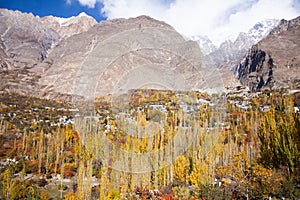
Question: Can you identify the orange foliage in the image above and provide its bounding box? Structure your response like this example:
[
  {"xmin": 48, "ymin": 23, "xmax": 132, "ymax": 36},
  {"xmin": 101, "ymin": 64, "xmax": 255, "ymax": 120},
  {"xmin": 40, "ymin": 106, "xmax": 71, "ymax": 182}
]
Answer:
[{"xmin": 64, "ymin": 169, "xmax": 76, "ymax": 178}]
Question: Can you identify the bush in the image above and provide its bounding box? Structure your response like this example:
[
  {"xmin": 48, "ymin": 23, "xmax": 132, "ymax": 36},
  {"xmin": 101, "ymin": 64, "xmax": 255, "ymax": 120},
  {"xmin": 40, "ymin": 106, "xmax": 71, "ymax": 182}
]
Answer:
[
  {"xmin": 173, "ymin": 185, "xmax": 190, "ymax": 199},
  {"xmin": 25, "ymin": 160, "xmax": 38, "ymax": 174}
]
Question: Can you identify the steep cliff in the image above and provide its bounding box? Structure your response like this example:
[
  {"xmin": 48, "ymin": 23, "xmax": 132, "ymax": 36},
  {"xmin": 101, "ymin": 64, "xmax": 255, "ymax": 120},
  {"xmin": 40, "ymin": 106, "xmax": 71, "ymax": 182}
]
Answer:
[{"xmin": 236, "ymin": 16, "xmax": 300, "ymax": 91}]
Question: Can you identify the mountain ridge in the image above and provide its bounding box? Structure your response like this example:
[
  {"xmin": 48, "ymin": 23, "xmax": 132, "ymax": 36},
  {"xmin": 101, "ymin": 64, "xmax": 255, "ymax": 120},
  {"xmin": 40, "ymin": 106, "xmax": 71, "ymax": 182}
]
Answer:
[
  {"xmin": 0, "ymin": 9, "xmax": 227, "ymax": 100},
  {"xmin": 200, "ymin": 19, "xmax": 279, "ymax": 70},
  {"xmin": 0, "ymin": 8, "xmax": 299, "ymax": 98}
]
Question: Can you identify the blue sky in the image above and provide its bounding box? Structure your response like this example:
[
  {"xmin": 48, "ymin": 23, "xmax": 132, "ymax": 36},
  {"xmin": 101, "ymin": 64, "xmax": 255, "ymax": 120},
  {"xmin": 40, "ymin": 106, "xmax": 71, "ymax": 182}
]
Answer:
[
  {"xmin": 0, "ymin": 0, "xmax": 299, "ymax": 45},
  {"xmin": 0, "ymin": 0, "xmax": 106, "ymax": 21}
]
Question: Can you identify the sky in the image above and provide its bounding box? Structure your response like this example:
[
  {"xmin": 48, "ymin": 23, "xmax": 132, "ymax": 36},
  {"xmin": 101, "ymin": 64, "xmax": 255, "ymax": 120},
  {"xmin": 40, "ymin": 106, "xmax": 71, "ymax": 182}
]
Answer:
[{"xmin": 0, "ymin": 0, "xmax": 300, "ymax": 45}]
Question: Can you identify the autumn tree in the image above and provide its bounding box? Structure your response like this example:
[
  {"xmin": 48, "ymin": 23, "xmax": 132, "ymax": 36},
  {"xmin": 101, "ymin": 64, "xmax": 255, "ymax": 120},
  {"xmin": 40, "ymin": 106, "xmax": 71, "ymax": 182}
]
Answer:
[
  {"xmin": 173, "ymin": 155, "xmax": 189, "ymax": 184},
  {"xmin": 1, "ymin": 168, "xmax": 12, "ymax": 199},
  {"xmin": 258, "ymin": 98, "xmax": 299, "ymax": 172}
]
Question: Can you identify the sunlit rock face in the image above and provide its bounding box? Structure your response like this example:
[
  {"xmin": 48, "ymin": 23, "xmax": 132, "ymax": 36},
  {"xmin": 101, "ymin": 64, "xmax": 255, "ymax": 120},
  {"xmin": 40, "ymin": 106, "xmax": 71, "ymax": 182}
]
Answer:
[
  {"xmin": 38, "ymin": 15, "xmax": 225, "ymax": 99},
  {"xmin": 41, "ymin": 12, "xmax": 97, "ymax": 39},
  {"xmin": 0, "ymin": 9, "xmax": 230, "ymax": 100},
  {"xmin": 0, "ymin": 9, "xmax": 59, "ymax": 69}
]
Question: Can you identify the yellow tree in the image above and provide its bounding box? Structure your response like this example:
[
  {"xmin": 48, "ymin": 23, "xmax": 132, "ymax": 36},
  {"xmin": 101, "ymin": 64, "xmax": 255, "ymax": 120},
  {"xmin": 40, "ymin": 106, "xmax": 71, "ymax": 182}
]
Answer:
[
  {"xmin": 54, "ymin": 128, "xmax": 61, "ymax": 174},
  {"xmin": 259, "ymin": 98, "xmax": 299, "ymax": 172},
  {"xmin": 38, "ymin": 129, "xmax": 44, "ymax": 175},
  {"xmin": 189, "ymin": 162, "xmax": 211, "ymax": 188},
  {"xmin": 64, "ymin": 192, "xmax": 79, "ymax": 200},
  {"xmin": 173, "ymin": 155, "xmax": 190, "ymax": 184},
  {"xmin": 1, "ymin": 168, "xmax": 12, "ymax": 199}
]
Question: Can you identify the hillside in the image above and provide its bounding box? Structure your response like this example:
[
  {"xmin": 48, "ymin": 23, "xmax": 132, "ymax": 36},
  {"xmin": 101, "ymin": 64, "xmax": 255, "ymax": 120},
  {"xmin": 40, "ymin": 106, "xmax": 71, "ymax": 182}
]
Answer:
[
  {"xmin": 0, "ymin": 9, "xmax": 231, "ymax": 100},
  {"xmin": 0, "ymin": 8, "xmax": 299, "ymax": 200}
]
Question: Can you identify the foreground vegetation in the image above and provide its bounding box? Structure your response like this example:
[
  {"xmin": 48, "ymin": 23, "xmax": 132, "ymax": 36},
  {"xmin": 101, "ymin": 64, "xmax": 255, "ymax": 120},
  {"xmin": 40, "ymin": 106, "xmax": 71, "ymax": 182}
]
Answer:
[{"xmin": 0, "ymin": 89, "xmax": 299, "ymax": 199}]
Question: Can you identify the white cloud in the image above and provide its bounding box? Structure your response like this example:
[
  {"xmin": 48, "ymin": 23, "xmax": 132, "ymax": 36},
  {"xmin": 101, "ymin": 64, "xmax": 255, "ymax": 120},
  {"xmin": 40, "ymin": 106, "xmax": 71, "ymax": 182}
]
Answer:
[
  {"xmin": 99, "ymin": 0, "xmax": 170, "ymax": 19},
  {"xmin": 78, "ymin": 0, "xmax": 97, "ymax": 8},
  {"xmin": 77, "ymin": 0, "xmax": 300, "ymax": 45}
]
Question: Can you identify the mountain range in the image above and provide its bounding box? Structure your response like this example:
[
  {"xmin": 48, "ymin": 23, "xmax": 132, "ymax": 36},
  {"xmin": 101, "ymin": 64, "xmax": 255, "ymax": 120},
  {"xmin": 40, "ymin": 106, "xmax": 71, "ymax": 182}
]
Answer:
[
  {"xmin": 196, "ymin": 19, "xmax": 279, "ymax": 70},
  {"xmin": 0, "ymin": 8, "xmax": 299, "ymax": 100}
]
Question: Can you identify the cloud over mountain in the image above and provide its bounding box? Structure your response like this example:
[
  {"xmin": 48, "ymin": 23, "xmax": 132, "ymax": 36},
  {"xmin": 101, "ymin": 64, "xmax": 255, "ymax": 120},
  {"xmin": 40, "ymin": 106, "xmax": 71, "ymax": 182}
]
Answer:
[{"xmin": 75, "ymin": 0, "xmax": 300, "ymax": 45}]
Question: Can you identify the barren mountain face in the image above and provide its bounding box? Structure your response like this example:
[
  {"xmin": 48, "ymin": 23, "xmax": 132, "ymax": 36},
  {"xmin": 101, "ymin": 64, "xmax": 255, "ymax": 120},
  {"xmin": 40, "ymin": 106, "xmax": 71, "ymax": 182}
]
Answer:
[
  {"xmin": 0, "ymin": 9, "xmax": 59, "ymax": 70},
  {"xmin": 0, "ymin": 9, "xmax": 229, "ymax": 100},
  {"xmin": 2, "ymin": 8, "xmax": 298, "ymax": 99},
  {"xmin": 36, "ymin": 15, "xmax": 226, "ymax": 99},
  {"xmin": 0, "ymin": 9, "xmax": 60, "ymax": 96},
  {"xmin": 236, "ymin": 16, "xmax": 300, "ymax": 91}
]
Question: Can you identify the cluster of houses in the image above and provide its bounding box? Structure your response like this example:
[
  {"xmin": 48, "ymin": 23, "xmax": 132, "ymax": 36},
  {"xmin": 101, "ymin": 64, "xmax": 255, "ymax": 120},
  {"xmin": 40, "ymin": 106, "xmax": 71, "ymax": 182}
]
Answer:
[{"xmin": 226, "ymin": 86, "xmax": 300, "ymax": 113}]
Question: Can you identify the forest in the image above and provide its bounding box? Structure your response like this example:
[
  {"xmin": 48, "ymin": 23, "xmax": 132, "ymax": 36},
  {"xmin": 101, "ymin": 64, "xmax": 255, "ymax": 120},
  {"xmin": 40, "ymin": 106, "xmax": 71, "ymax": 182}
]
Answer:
[{"xmin": 0, "ymin": 89, "xmax": 299, "ymax": 199}]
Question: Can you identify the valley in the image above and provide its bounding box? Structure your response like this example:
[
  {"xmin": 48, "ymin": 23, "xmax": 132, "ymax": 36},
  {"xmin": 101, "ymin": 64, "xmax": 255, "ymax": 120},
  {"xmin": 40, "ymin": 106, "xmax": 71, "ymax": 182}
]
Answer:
[
  {"xmin": 0, "ymin": 8, "xmax": 299, "ymax": 200},
  {"xmin": 0, "ymin": 88, "xmax": 299, "ymax": 199}
]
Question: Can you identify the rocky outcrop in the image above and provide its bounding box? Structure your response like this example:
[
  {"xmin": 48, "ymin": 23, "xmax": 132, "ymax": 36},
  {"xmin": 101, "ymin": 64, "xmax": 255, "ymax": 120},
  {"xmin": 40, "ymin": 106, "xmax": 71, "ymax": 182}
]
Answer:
[
  {"xmin": 236, "ymin": 45, "xmax": 274, "ymax": 90},
  {"xmin": 269, "ymin": 17, "xmax": 300, "ymax": 35},
  {"xmin": 236, "ymin": 16, "xmax": 300, "ymax": 91}
]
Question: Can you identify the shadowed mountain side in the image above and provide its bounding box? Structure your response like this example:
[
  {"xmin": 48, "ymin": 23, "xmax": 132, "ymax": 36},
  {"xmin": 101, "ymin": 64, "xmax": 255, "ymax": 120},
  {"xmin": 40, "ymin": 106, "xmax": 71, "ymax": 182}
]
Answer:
[{"xmin": 236, "ymin": 16, "xmax": 300, "ymax": 91}]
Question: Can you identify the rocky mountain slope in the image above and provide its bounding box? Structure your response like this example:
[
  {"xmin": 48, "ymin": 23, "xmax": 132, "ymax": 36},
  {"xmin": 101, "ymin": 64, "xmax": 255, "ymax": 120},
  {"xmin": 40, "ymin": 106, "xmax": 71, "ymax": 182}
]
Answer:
[
  {"xmin": 0, "ymin": 9, "xmax": 59, "ymax": 70},
  {"xmin": 1, "ymin": 8, "xmax": 297, "ymax": 98},
  {"xmin": 200, "ymin": 19, "xmax": 279, "ymax": 70},
  {"xmin": 0, "ymin": 9, "xmax": 228, "ymax": 100},
  {"xmin": 36, "ymin": 15, "xmax": 227, "ymax": 99},
  {"xmin": 0, "ymin": 9, "xmax": 96, "ymax": 97},
  {"xmin": 236, "ymin": 16, "xmax": 300, "ymax": 91},
  {"xmin": 0, "ymin": 9, "xmax": 60, "ymax": 96}
]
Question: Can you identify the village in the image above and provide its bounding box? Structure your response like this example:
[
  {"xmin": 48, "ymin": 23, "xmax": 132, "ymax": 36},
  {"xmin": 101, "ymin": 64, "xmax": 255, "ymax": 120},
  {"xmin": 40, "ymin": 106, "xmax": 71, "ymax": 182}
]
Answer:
[{"xmin": 0, "ymin": 87, "xmax": 299, "ymax": 199}]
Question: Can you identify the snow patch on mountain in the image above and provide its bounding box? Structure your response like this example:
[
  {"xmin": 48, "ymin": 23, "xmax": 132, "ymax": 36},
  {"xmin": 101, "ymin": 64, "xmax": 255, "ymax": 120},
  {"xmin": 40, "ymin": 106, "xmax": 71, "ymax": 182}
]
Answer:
[
  {"xmin": 46, "ymin": 12, "xmax": 96, "ymax": 27},
  {"xmin": 191, "ymin": 19, "xmax": 279, "ymax": 56},
  {"xmin": 191, "ymin": 35, "xmax": 217, "ymax": 55},
  {"xmin": 248, "ymin": 19, "xmax": 280, "ymax": 43},
  {"xmin": 190, "ymin": 19, "xmax": 280, "ymax": 69}
]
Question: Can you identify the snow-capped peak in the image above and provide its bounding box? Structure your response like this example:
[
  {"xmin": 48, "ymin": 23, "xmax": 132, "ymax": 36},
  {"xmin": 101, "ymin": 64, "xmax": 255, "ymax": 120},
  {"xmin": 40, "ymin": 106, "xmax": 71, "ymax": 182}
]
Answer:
[
  {"xmin": 45, "ymin": 12, "xmax": 96, "ymax": 27},
  {"xmin": 78, "ymin": 12, "xmax": 93, "ymax": 19},
  {"xmin": 191, "ymin": 35, "xmax": 217, "ymax": 55},
  {"xmin": 78, "ymin": 12, "xmax": 89, "ymax": 18},
  {"xmin": 189, "ymin": 18, "xmax": 280, "ymax": 56},
  {"xmin": 247, "ymin": 19, "xmax": 280, "ymax": 43}
]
